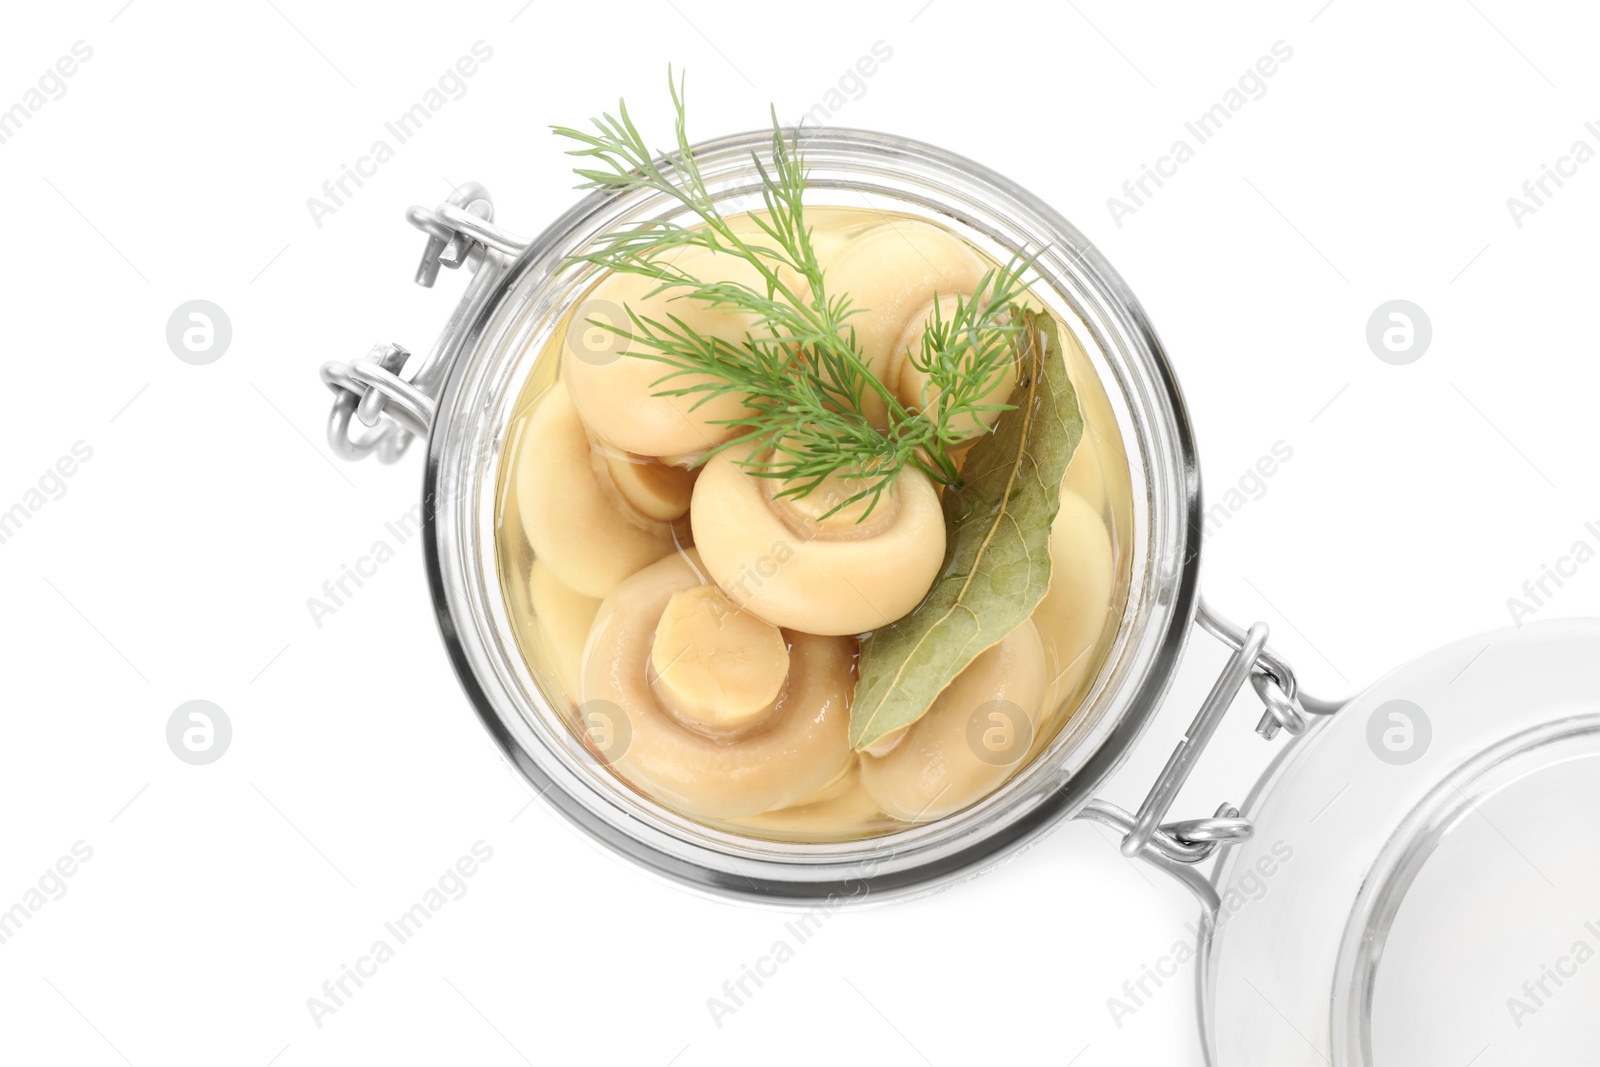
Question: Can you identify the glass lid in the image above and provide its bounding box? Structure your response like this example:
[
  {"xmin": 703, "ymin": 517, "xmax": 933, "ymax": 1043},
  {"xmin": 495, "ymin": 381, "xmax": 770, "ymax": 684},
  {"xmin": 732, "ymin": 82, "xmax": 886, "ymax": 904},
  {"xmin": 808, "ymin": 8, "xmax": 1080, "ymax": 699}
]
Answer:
[{"xmin": 1201, "ymin": 618, "xmax": 1600, "ymax": 1067}]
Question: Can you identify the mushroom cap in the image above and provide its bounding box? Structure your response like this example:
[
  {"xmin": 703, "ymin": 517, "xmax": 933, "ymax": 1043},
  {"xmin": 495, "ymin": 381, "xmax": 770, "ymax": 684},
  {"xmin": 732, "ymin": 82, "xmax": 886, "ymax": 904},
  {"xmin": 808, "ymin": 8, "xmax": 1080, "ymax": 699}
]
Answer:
[
  {"xmin": 891, "ymin": 293, "xmax": 1019, "ymax": 442},
  {"xmin": 1032, "ymin": 490, "xmax": 1116, "ymax": 715},
  {"xmin": 820, "ymin": 220, "xmax": 986, "ymax": 426},
  {"xmin": 690, "ymin": 445, "xmax": 947, "ymax": 636},
  {"xmin": 515, "ymin": 382, "xmax": 677, "ymax": 599},
  {"xmin": 729, "ymin": 767, "xmax": 889, "ymax": 841},
  {"xmin": 859, "ymin": 618, "xmax": 1047, "ymax": 822},
  {"xmin": 580, "ymin": 551, "xmax": 856, "ymax": 820},
  {"xmin": 561, "ymin": 245, "xmax": 767, "ymax": 458},
  {"xmin": 1060, "ymin": 420, "xmax": 1106, "ymax": 511},
  {"xmin": 769, "ymin": 206, "xmax": 868, "ymax": 294},
  {"xmin": 1057, "ymin": 317, "xmax": 1130, "ymax": 525},
  {"xmin": 527, "ymin": 560, "xmax": 602, "ymax": 703}
]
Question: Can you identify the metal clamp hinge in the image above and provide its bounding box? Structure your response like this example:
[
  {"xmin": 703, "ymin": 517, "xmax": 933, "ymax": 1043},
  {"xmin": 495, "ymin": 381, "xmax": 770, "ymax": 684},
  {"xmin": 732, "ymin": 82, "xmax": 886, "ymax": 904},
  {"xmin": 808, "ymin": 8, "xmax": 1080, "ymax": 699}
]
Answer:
[
  {"xmin": 1083, "ymin": 599, "xmax": 1342, "ymax": 874},
  {"xmin": 320, "ymin": 182, "xmax": 530, "ymax": 464}
]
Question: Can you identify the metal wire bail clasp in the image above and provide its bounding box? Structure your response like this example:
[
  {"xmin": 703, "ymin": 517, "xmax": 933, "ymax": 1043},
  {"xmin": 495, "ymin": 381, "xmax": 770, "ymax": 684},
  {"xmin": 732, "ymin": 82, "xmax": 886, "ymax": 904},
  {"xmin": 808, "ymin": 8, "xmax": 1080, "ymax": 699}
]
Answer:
[
  {"xmin": 321, "ymin": 343, "xmax": 434, "ymax": 463},
  {"xmin": 1197, "ymin": 602, "xmax": 1344, "ymax": 740},
  {"xmin": 320, "ymin": 181, "xmax": 525, "ymax": 463},
  {"xmin": 1076, "ymin": 598, "xmax": 1344, "ymax": 912},
  {"xmin": 407, "ymin": 180, "xmax": 496, "ymax": 286},
  {"xmin": 1118, "ymin": 619, "xmax": 1272, "ymax": 861}
]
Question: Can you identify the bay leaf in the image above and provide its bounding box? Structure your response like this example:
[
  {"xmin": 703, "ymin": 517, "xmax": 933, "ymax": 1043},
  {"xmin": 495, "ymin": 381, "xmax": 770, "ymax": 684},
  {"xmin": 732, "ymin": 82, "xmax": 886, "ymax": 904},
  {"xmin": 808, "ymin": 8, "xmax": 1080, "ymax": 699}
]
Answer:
[{"xmin": 850, "ymin": 310, "xmax": 1084, "ymax": 751}]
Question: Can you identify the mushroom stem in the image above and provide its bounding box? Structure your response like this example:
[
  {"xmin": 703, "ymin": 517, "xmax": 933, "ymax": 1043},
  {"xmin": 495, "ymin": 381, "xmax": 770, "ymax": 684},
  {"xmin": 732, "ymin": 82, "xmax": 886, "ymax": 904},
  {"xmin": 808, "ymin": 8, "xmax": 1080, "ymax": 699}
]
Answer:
[
  {"xmin": 596, "ymin": 450, "xmax": 697, "ymax": 522},
  {"xmin": 761, "ymin": 458, "xmax": 901, "ymax": 540},
  {"xmin": 649, "ymin": 585, "xmax": 789, "ymax": 736}
]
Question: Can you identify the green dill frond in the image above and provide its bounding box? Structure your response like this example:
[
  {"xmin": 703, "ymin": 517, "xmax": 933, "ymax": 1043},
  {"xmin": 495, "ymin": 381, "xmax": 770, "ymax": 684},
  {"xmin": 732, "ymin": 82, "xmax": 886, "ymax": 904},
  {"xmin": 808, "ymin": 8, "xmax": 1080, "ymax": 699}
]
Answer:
[{"xmin": 552, "ymin": 70, "xmax": 1037, "ymax": 520}]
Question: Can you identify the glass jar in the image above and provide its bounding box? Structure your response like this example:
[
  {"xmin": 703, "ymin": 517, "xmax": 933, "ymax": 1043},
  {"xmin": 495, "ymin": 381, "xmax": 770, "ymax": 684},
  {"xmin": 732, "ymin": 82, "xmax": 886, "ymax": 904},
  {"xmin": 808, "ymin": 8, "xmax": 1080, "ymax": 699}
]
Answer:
[{"xmin": 337, "ymin": 128, "xmax": 1204, "ymax": 901}]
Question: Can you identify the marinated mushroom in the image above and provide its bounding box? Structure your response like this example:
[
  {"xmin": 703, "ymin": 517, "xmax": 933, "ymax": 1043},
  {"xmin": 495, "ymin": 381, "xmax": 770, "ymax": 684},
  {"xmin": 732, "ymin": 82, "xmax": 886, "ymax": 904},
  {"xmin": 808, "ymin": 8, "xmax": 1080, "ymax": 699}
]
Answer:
[
  {"xmin": 601, "ymin": 450, "xmax": 696, "ymax": 522},
  {"xmin": 768, "ymin": 206, "xmax": 866, "ymax": 294},
  {"xmin": 890, "ymin": 293, "xmax": 1019, "ymax": 443},
  {"xmin": 581, "ymin": 552, "xmax": 855, "ymax": 820},
  {"xmin": 1031, "ymin": 491, "xmax": 1115, "ymax": 714},
  {"xmin": 527, "ymin": 560, "xmax": 601, "ymax": 700},
  {"xmin": 561, "ymin": 245, "xmax": 767, "ymax": 458},
  {"xmin": 820, "ymin": 219, "xmax": 986, "ymax": 426},
  {"xmin": 690, "ymin": 445, "xmax": 947, "ymax": 636},
  {"xmin": 516, "ymin": 382, "xmax": 678, "ymax": 599},
  {"xmin": 859, "ymin": 618, "xmax": 1048, "ymax": 822},
  {"xmin": 1059, "ymin": 323, "xmax": 1129, "ymax": 523},
  {"xmin": 1060, "ymin": 421, "xmax": 1106, "ymax": 511}
]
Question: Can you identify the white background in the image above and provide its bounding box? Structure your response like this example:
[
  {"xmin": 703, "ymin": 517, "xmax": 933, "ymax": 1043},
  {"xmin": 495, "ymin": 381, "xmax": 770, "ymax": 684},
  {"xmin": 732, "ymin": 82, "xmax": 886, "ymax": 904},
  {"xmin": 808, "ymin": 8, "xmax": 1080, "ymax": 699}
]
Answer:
[{"xmin": 2, "ymin": 1, "xmax": 1597, "ymax": 1064}]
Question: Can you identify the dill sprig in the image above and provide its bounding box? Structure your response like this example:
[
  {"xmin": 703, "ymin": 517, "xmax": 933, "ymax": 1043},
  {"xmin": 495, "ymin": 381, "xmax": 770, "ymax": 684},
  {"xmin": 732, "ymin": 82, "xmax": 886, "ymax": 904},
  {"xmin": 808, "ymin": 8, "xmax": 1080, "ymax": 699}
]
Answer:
[{"xmin": 552, "ymin": 70, "xmax": 1034, "ymax": 518}]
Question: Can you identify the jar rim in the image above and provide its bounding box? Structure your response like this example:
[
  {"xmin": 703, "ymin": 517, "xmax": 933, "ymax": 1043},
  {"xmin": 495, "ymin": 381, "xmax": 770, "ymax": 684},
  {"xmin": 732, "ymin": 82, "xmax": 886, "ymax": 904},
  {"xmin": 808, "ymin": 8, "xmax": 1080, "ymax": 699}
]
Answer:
[{"xmin": 423, "ymin": 126, "xmax": 1203, "ymax": 904}]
